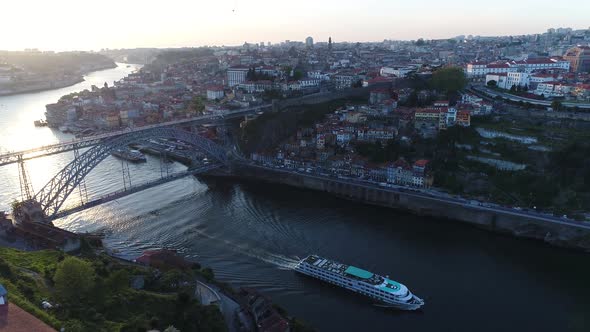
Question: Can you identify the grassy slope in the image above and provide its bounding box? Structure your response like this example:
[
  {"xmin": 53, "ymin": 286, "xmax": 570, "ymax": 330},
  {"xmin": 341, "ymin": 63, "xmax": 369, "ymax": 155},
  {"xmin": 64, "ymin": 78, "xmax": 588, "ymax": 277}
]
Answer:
[{"xmin": 0, "ymin": 247, "xmax": 226, "ymax": 332}]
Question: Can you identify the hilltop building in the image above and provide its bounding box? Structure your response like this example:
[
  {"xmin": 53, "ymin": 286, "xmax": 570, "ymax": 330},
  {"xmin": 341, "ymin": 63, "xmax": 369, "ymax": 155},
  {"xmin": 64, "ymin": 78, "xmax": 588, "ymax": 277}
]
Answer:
[
  {"xmin": 227, "ymin": 66, "xmax": 250, "ymax": 87},
  {"xmin": 564, "ymin": 46, "xmax": 590, "ymax": 73}
]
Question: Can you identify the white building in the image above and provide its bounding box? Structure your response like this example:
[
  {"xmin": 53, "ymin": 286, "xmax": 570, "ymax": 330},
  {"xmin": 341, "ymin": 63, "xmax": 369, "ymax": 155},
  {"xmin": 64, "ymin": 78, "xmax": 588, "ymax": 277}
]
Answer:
[
  {"xmin": 529, "ymin": 73, "xmax": 556, "ymax": 88},
  {"xmin": 485, "ymin": 73, "xmax": 508, "ymax": 89},
  {"xmin": 380, "ymin": 66, "xmax": 416, "ymax": 78},
  {"xmin": 505, "ymin": 72, "xmax": 531, "ymax": 89},
  {"xmin": 307, "ymin": 71, "xmax": 330, "ymax": 80},
  {"xmin": 461, "ymin": 93, "xmax": 483, "ymax": 104},
  {"xmin": 534, "ymin": 82, "xmax": 573, "ymax": 98},
  {"xmin": 206, "ymin": 86, "xmax": 225, "ymax": 100},
  {"xmin": 227, "ymin": 66, "xmax": 249, "ymax": 87},
  {"xmin": 446, "ymin": 108, "xmax": 457, "ymax": 126},
  {"xmin": 299, "ymin": 78, "xmax": 322, "ymax": 88},
  {"xmin": 466, "ymin": 58, "xmax": 570, "ymax": 77}
]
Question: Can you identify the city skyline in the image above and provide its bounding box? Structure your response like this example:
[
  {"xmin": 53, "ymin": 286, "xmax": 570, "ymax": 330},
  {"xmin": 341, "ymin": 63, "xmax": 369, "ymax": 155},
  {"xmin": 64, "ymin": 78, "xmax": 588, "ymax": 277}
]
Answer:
[{"xmin": 1, "ymin": 0, "xmax": 589, "ymax": 51}]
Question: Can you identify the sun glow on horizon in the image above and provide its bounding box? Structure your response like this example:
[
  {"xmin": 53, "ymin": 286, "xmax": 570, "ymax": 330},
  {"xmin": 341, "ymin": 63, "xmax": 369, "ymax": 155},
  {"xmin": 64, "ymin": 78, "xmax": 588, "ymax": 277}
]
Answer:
[{"xmin": 1, "ymin": 0, "xmax": 589, "ymax": 51}]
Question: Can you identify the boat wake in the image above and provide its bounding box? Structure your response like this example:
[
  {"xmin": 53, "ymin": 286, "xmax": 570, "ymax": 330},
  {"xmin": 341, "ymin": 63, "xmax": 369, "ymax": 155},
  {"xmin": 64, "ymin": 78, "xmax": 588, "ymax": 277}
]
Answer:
[{"xmin": 188, "ymin": 227, "xmax": 300, "ymax": 270}]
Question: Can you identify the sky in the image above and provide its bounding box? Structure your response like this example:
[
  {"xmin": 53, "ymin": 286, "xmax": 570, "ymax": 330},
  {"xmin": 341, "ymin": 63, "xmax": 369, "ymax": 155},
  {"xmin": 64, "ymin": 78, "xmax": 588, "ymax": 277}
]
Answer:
[{"xmin": 1, "ymin": 0, "xmax": 589, "ymax": 51}]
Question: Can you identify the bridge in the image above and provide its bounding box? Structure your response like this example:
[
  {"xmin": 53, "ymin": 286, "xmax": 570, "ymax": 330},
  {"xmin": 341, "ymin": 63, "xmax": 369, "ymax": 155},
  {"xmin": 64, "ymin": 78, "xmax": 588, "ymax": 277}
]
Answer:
[
  {"xmin": 0, "ymin": 104, "xmax": 270, "ymax": 167},
  {"xmin": 50, "ymin": 163, "xmax": 223, "ymax": 221},
  {"xmin": 8, "ymin": 122, "xmax": 241, "ymax": 221}
]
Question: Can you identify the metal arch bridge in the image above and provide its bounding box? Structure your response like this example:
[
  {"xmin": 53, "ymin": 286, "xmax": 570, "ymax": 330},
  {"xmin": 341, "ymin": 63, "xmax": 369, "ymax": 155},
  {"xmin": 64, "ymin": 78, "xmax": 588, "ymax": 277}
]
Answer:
[
  {"xmin": 0, "ymin": 104, "xmax": 271, "ymax": 167},
  {"xmin": 33, "ymin": 127, "xmax": 230, "ymax": 220}
]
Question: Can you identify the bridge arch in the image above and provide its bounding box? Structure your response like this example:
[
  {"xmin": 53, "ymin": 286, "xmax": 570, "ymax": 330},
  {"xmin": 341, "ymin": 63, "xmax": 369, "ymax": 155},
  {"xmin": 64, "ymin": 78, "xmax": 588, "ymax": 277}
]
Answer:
[{"xmin": 34, "ymin": 127, "xmax": 229, "ymax": 218}]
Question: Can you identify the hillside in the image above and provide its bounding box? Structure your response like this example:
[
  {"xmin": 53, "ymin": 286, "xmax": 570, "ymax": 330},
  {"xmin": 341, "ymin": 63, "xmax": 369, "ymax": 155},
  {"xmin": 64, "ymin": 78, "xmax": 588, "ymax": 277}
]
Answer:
[{"xmin": 0, "ymin": 247, "xmax": 226, "ymax": 332}]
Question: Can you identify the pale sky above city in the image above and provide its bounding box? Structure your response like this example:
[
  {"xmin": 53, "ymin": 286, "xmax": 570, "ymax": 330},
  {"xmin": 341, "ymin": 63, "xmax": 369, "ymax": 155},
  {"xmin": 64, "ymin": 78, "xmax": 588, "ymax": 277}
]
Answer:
[{"xmin": 2, "ymin": 0, "xmax": 589, "ymax": 51}]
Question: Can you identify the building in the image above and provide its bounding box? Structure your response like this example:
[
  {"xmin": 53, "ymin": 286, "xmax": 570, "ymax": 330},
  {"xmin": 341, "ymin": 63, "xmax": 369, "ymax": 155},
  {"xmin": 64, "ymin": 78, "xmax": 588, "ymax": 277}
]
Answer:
[
  {"xmin": 412, "ymin": 159, "xmax": 433, "ymax": 188},
  {"xmin": 135, "ymin": 249, "xmax": 191, "ymax": 270},
  {"xmin": 386, "ymin": 159, "xmax": 414, "ymax": 186},
  {"xmin": 334, "ymin": 72, "xmax": 358, "ymax": 90},
  {"xmin": 563, "ymin": 46, "xmax": 590, "ymax": 73},
  {"xmin": 456, "ymin": 110, "xmax": 471, "ymax": 127},
  {"xmin": 237, "ymin": 288, "xmax": 290, "ymax": 332},
  {"xmin": 571, "ymin": 84, "xmax": 590, "ymax": 100},
  {"xmin": 369, "ymin": 89, "xmax": 390, "ymax": 104},
  {"xmin": 505, "ymin": 72, "xmax": 530, "ymax": 89},
  {"xmin": 534, "ymin": 82, "xmax": 573, "ymax": 98},
  {"xmin": 485, "ymin": 73, "xmax": 508, "ymax": 89},
  {"xmin": 510, "ymin": 58, "xmax": 570, "ymax": 73},
  {"xmin": 466, "ymin": 61, "xmax": 512, "ymax": 77},
  {"xmin": 487, "ymin": 71, "xmax": 536, "ymax": 90},
  {"xmin": 466, "ymin": 58, "xmax": 570, "ymax": 77},
  {"xmin": 414, "ymin": 108, "xmax": 442, "ymax": 135},
  {"xmin": 227, "ymin": 66, "xmax": 250, "ymax": 87},
  {"xmin": 239, "ymin": 80, "xmax": 273, "ymax": 93},
  {"xmin": 305, "ymin": 36, "xmax": 314, "ymax": 48},
  {"xmin": 529, "ymin": 73, "xmax": 556, "ymax": 88},
  {"xmin": 206, "ymin": 86, "xmax": 225, "ymax": 100},
  {"xmin": 380, "ymin": 66, "xmax": 416, "ymax": 78}
]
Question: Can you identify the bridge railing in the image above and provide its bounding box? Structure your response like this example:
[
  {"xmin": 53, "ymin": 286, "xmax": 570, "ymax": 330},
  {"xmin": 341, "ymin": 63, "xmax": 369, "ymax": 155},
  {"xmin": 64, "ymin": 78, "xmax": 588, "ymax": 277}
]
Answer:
[{"xmin": 0, "ymin": 104, "xmax": 271, "ymax": 166}]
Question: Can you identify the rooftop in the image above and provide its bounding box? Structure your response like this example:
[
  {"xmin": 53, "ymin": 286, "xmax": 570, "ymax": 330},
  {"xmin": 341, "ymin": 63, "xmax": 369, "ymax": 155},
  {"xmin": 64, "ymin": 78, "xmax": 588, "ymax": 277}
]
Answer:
[
  {"xmin": 0, "ymin": 303, "xmax": 56, "ymax": 332},
  {"xmin": 345, "ymin": 266, "xmax": 373, "ymax": 279}
]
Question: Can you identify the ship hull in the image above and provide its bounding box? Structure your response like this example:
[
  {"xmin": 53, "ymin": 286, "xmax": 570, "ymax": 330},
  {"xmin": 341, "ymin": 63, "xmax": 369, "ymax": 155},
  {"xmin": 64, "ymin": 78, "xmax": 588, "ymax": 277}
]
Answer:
[{"xmin": 295, "ymin": 255, "xmax": 424, "ymax": 310}]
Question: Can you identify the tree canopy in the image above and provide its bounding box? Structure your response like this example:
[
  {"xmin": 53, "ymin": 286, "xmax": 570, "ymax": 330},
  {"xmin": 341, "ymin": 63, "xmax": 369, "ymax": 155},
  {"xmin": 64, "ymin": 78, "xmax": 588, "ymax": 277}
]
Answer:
[
  {"xmin": 53, "ymin": 256, "xmax": 96, "ymax": 304},
  {"xmin": 430, "ymin": 67, "xmax": 467, "ymax": 94}
]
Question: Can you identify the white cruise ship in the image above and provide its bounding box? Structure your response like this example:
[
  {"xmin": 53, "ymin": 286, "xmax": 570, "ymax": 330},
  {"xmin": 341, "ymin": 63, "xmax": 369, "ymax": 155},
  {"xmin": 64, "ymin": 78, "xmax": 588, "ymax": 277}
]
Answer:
[{"xmin": 295, "ymin": 255, "xmax": 424, "ymax": 310}]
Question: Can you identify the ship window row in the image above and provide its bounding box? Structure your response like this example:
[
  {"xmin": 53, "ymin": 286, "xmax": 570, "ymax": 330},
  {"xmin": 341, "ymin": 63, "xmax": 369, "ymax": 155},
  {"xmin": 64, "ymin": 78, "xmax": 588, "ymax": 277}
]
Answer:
[
  {"xmin": 305, "ymin": 267, "xmax": 349, "ymax": 282},
  {"xmin": 362, "ymin": 288, "xmax": 397, "ymax": 299}
]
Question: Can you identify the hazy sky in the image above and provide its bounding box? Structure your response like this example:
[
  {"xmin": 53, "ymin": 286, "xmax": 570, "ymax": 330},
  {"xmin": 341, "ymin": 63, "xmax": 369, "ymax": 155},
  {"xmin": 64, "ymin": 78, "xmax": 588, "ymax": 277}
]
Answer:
[{"xmin": 2, "ymin": 0, "xmax": 589, "ymax": 51}]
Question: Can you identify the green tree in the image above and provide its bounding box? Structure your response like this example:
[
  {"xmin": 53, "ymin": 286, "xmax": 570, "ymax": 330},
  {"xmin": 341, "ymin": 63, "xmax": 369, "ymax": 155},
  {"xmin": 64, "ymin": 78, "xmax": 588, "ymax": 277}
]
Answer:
[
  {"xmin": 105, "ymin": 269, "xmax": 129, "ymax": 294},
  {"xmin": 190, "ymin": 96, "xmax": 206, "ymax": 114},
  {"xmin": 486, "ymin": 80, "xmax": 497, "ymax": 87},
  {"xmin": 201, "ymin": 267, "xmax": 215, "ymax": 282},
  {"xmin": 415, "ymin": 38, "xmax": 426, "ymax": 46},
  {"xmin": 63, "ymin": 320, "xmax": 86, "ymax": 332},
  {"xmin": 293, "ymin": 69, "xmax": 304, "ymax": 80},
  {"xmin": 53, "ymin": 256, "xmax": 96, "ymax": 304},
  {"xmin": 430, "ymin": 67, "xmax": 467, "ymax": 95}
]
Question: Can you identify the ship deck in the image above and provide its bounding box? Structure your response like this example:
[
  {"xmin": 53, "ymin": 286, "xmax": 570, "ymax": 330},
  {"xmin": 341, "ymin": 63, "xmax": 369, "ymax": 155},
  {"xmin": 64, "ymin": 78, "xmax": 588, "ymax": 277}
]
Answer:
[{"xmin": 302, "ymin": 255, "xmax": 384, "ymax": 285}]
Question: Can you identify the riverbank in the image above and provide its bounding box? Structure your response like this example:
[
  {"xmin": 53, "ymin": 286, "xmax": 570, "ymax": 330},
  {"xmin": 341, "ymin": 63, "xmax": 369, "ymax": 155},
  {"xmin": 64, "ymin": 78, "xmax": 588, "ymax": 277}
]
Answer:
[
  {"xmin": 0, "ymin": 63, "xmax": 117, "ymax": 97},
  {"xmin": 207, "ymin": 164, "xmax": 590, "ymax": 252}
]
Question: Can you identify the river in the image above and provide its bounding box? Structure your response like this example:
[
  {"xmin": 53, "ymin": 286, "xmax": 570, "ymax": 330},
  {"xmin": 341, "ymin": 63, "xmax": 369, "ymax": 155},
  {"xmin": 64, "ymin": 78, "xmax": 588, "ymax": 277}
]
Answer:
[{"xmin": 1, "ymin": 64, "xmax": 589, "ymax": 332}]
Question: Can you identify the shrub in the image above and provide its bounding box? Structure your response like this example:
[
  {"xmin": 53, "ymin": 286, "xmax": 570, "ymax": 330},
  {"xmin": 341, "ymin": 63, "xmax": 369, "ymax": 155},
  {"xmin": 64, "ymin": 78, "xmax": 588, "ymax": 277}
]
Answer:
[{"xmin": 53, "ymin": 257, "xmax": 96, "ymax": 304}]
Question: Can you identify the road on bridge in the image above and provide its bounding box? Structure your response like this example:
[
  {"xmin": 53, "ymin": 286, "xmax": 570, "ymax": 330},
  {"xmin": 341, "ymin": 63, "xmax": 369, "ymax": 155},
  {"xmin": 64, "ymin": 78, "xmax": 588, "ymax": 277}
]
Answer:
[{"xmin": 0, "ymin": 104, "xmax": 271, "ymax": 166}]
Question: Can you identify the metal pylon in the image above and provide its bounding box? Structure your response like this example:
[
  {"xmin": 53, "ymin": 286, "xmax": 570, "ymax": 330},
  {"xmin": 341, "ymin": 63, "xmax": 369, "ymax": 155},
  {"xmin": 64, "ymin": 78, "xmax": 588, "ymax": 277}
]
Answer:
[
  {"xmin": 17, "ymin": 155, "xmax": 34, "ymax": 201},
  {"xmin": 160, "ymin": 151, "xmax": 171, "ymax": 178},
  {"xmin": 73, "ymin": 147, "xmax": 89, "ymax": 205},
  {"xmin": 121, "ymin": 160, "xmax": 132, "ymax": 190}
]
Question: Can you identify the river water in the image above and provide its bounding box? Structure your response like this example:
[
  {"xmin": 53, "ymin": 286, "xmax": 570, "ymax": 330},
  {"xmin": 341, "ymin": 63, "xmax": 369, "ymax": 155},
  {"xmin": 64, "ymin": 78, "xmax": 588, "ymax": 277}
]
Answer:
[{"xmin": 1, "ymin": 64, "xmax": 589, "ymax": 332}]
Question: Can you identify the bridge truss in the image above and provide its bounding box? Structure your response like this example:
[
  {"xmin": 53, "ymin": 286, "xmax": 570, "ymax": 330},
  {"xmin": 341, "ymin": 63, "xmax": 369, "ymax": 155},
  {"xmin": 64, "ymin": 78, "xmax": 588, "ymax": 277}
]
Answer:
[{"xmin": 33, "ymin": 127, "xmax": 229, "ymax": 219}]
